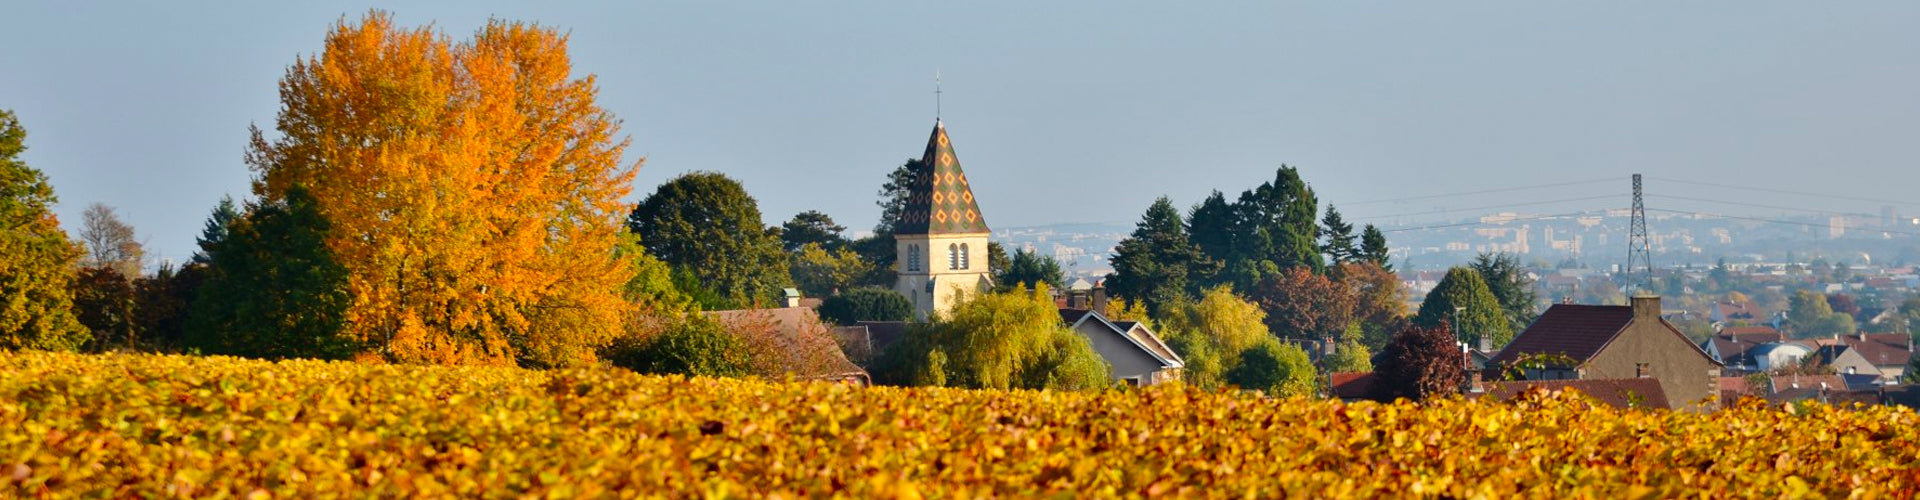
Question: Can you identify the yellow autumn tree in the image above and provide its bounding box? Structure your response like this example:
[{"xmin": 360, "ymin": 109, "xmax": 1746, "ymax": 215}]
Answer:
[{"xmin": 247, "ymin": 12, "xmax": 639, "ymax": 367}]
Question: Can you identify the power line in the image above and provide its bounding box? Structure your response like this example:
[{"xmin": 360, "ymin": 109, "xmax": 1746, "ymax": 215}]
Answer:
[
  {"xmin": 1354, "ymin": 194, "xmax": 1619, "ymax": 221},
  {"xmin": 1645, "ymin": 176, "xmax": 1919, "ymax": 208},
  {"xmin": 1645, "ymin": 208, "xmax": 1920, "ymax": 237},
  {"xmin": 1378, "ymin": 211, "xmax": 1609, "ymax": 233},
  {"xmin": 1342, "ymin": 177, "xmax": 1617, "ymax": 206},
  {"xmin": 1647, "ymin": 194, "xmax": 1880, "ymax": 218}
]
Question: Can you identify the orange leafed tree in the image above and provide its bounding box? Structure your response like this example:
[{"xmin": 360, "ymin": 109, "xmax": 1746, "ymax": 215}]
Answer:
[{"xmin": 248, "ymin": 12, "xmax": 640, "ymax": 366}]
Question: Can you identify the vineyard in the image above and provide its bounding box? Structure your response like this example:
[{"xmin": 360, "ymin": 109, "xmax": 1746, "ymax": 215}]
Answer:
[{"xmin": 4, "ymin": 351, "xmax": 1918, "ymax": 498}]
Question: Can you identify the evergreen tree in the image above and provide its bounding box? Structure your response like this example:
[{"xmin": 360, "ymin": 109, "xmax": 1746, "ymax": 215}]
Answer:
[
  {"xmin": 1359, "ymin": 224, "xmax": 1392, "ymax": 271},
  {"xmin": 191, "ymin": 196, "xmax": 239, "ymax": 265},
  {"xmin": 779, "ymin": 210, "xmax": 847, "ymax": 252},
  {"xmin": 986, "ymin": 242, "xmax": 1011, "ymax": 283},
  {"xmin": 186, "ymin": 187, "xmax": 356, "ymax": 359},
  {"xmin": 628, "ymin": 172, "xmax": 793, "ymax": 307},
  {"xmin": 1320, "ymin": 205, "xmax": 1357, "ymax": 264},
  {"xmin": 1187, "ymin": 191, "xmax": 1239, "ymax": 266},
  {"xmin": 817, "ymin": 288, "xmax": 913, "ymax": 326},
  {"xmin": 872, "ymin": 159, "xmax": 919, "ymax": 234},
  {"xmin": 1413, "ymin": 267, "xmax": 1514, "ymax": 349},
  {"xmin": 1470, "ymin": 252, "xmax": 1539, "ymax": 334},
  {"xmin": 0, "ymin": 108, "xmax": 87, "ymax": 350},
  {"xmin": 1106, "ymin": 196, "xmax": 1205, "ymax": 316},
  {"xmin": 1001, "ymin": 248, "xmax": 1064, "ymax": 290},
  {"xmin": 1242, "ymin": 165, "xmax": 1322, "ymax": 274}
]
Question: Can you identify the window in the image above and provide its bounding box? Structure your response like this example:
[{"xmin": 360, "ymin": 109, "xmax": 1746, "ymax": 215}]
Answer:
[
  {"xmin": 959, "ymin": 243, "xmax": 971, "ymax": 270},
  {"xmin": 948, "ymin": 243, "xmax": 959, "ymax": 270},
  {"xmin": 907, "ymin": 245, "xmax": 921, "ymax": 272}
]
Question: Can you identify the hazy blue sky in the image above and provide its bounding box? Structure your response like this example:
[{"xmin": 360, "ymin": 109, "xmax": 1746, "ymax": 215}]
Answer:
[{"xmin": 4, "ymin": 2, "xmax": 1918, "ymax": 262}]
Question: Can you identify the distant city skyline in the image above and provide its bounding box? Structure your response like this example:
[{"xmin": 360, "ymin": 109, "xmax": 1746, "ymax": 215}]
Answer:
[{"xmin": 5, "ymin": 2, "xmax": 1919, "ymax": 263}]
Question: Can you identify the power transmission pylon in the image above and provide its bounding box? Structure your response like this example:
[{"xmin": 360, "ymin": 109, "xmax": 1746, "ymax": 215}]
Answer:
[{"xmin": 1626, "ymin": 173, "xmax": 1653, "ymax": 293}]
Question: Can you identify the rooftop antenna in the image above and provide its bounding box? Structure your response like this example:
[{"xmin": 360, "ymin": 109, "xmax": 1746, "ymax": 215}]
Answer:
[
  {"xmin": 1627, "ymin": 173, "xmax": 1653, "ymax": 294},
  {"xmin": 935, "ymin": 69, "xmax": 943, "ymax": 120}
]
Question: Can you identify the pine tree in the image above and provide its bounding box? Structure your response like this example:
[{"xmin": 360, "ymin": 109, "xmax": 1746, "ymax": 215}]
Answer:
[
  {"xmin": 1107, "ymin": 196, "xmax": 1205, "ymax": 315},
  {"xmin": 1320, "ymin": 205, "xmax": 1357, "ymax": 264},
  {"xmin": 1414, "ymin": 267, "xmax": 1514, "ymax": 349},
  {"xmin": 1360, "ymin": 224, "xmax": 1392, "ymax": 271},
  {"xmin": 191, "ymin": 196, "xmax": 239, "ymax": 265}
]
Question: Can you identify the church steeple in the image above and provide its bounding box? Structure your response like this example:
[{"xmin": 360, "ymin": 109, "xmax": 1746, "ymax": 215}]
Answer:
[{"xmin": 895, "ymin": 120, "xmax": 989, "ymax": 235}]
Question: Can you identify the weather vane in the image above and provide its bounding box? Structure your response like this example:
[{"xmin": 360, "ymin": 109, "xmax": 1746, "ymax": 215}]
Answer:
[{"xmin": 935, "ymin": 69, "xmax": 943, "ymax": 119}]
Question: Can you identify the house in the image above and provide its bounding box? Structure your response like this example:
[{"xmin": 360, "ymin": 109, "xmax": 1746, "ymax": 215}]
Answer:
[
  {"xmin": 1748, "ymin": 342, "xmax": 1814, "ymax": 372},
  {"xmin": 1839, "ymin": 333, "xmax": 1912, "ymax": 381},
  {"xmin": 1477, "ymin": 378, "xmax": 1673, "ymax": 410},
  {"xmin": 892, "ymin": 120, "xmax": 992, "ymax": 319},
  {"xmin": 1485, "ymin": 295, "xmax": 1723, "ymax": 411},
  {"xmin": 1710, "ymin": 301, "xmax": 1766, "ymax": 327},
  {"xmin": 844, "ymin": 321, "xmax": 911, "ymax": 367},
  {"xmin": 1060, "ymin": 309, "xmax": 1184, "ymax": 386},
  {"xmin": 1805, "ymin": 344, "xmax": 1881, "ymax": 380},
  {"xmin": 704, "ymin": 307, "xmax": 870, "ymax": 385},
  {"xmin": 1702, "ymin": 326, "xmax": 1783, "ymax": 372},
  {"xmin": 1329, "ymin": 372, "xmax": 1376, "ymax": 401}
]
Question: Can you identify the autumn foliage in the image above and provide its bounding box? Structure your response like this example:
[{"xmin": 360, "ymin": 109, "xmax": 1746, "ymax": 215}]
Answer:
[
  {"xmin": 245, "ymin": 12, "xmax": 639, "ymax": 366},
  {"xmin": 8, "ymin": 350, "xmax": 1920, "ymax": 498}
]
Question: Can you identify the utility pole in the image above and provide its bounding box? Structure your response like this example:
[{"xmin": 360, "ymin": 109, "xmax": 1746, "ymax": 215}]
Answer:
[{"xmin": 1627, "ymin": 173, "xmax": 1653, "ymax": 293}]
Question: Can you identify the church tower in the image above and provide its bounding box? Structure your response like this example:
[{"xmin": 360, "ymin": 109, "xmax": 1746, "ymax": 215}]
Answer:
[{"xmin": 894, "ymin": 120, "xmax": 992, "ymax": 319}]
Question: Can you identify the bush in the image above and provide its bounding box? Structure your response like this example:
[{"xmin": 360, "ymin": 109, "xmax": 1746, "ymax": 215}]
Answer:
[
  {"xmin": 872, "ymin": 287, "xmax": 1108, "ymax": 391},
  {"xmin": 817, "ymin": 288, "xmax": 913, "ymax": 326},
  {"xmin": 604, "ymin": 316, "xmax": 751, "ymax": 378},
  {"xmin": 1225, "ymin": 339, "xmax": 1317, "ymax": 397},
  {"xmin": 1373, "ymin": 322, "xmax": 1466, "ymax": 402}
]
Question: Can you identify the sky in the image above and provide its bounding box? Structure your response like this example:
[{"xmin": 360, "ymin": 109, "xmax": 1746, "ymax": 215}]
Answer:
[{"xmin": 4, "ymin": 2, "xmax": 1919, "ymax": 263}]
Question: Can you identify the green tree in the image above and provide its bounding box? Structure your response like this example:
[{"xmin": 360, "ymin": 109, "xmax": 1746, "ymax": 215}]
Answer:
[
  {"xmin": 614, "ymin": 233, "xmax": 695, "ymax": 316},
  {"xmin": 603, "ymin": 316, "xmax": 751, "ymax": 378},
  {"xmin": 873, "ymin": 287, "xmax": 1109, "ymax": 391},
  {"xmin": 1336, "ymin": 261, "xmax": 1408, "ymax": 352},
  {"xmin": 789, "ymin": 243, "xmax": 875, "ymax": 298},
  {"xmin": 1237, "ymin": 165, "xmax": 1322, "ymax": 275},
  {"xmin": 817, "ymin": 287, "xmax": 913, "ymax": 326},
  {"xmin": 779, "ymin": 210, "xmax": 847, "ymax": 252},
  {"xmin": 1156, "ymin": 286, "xmax": 1268, "ymax": 389},
  {"xmin": 191, "ymin": 196, "xmax": 239, "ymax": 265},
  {"xmin": 1186, "ymin": 190, "xmax": 1238, "ymax": 267},
  {"xmin": 186, "ymin": 187, "xmax": 357, "ymax": 359},
  {"xmin": 1359, "ymin": 224, "xmax": 1391, "ymax": 271},
  {"xmin": 0, "ymin": 109, "xmax": 87, "ymax": 350},
  {"xmin": 1323, "ymin": 337, "xmax": 1374, "ymax": 374},
  {"xmin": 1374, "ymin": 322, "xmax": 1466, "ymax": 402},
  {"xmin": 1320, "ymin": 205, "xmax": 1358, "ymax": 264},
  {"xmin": 1788, "ymin": 290, "xmax": 1854, "ymax": 338},
  {"xmin": 628, "ymin": 172, "xmax": 792, "ymax": 307},
  {"xmin": 1225, "ymin": 339, "xmax": 1317, "ymax": 397},
  {"xmin": 872, "ymin": 159, "xmax": 919, "ymax": 235},
  {"xmin": 1106, "ymin": 196, "xmax": 1206, "ymax": 316},
  {"xmin": 132, "ymin": 263, "xmax": 204, "ymax": 351},
  {"xmin": 1001, "ymin": 248, "xmax": 1064, "ymax": 291},
  {"xmin": 1415, "ymin": 267, "xmax": 1513, "ymax": 349},
  {"xmin": 986, "ymin": 242, "xmax": 1011, "ymax": 282},
  {"xmin": 69, "ymin": 266, "xmax": 136, "ymax": 351},
  {"xmin": 1470, "ymin": 252, "xmax": 1539, "ymax": 334}
]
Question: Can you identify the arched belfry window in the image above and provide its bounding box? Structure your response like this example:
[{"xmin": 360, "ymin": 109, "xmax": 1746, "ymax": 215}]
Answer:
[
  {"xmin": 907, "ymin": 245, "xmax": 921, "ymax": 272},
  {"xmin": 960, "ymin": 244, "xmax": 971, "ymax": 270},
  {"xmin": 948, "ymin": 244, "xmax": 960, "ymax": 270}
]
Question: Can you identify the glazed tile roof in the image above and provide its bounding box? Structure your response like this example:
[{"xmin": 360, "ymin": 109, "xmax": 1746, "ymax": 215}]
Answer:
[{"xmin": 894, "ymin": 120, "xmax": 989, "ymax": 235}]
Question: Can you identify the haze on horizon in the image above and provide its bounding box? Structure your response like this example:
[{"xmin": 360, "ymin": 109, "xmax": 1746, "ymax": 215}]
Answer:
[{"xmin": 4, "ymin": 2, "xmax": 1918, "ymax": 263}]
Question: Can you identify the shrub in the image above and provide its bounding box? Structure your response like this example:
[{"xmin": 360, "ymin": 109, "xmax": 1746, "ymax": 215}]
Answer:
[{"xmin": 817, "ymin": 288, "xmax": 913, "ymax": 326}]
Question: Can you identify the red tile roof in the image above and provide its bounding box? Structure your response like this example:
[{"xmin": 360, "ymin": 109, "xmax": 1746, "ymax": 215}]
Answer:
[
  {"xmin": 1329, "ymin": 372, "xmax": 1377, "ymax": 400},
  {"xmin": 1481, "ymin": 378, "xmax": 1672, "ymax": 410},
  {"xmin": 1768, "ymin": 374, "xmax": 1846, "ymax": 393},
  {"xmin": 1487, "ymin": 305, "xmax": 1634, "ymax": 366},
  {"xmin": 1719, "ymin": 326, "xmax": 1781, "ymax": 337}
]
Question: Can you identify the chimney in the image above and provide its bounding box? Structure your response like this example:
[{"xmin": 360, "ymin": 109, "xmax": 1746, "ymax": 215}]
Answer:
[
  {"xmin": 1091, "ymin": 287, "xmax": 1110, "ymax": 316},
  {"xmin": 1323, "ymin": 336, "xmax": 1337, "ymax": 356},
  {"xmin": 1630, "ymin": 294, "xmax": 1661, "ymax": 320},
  {"xmin": 1477, "ymin": 334, "xmax": 1492, "ymax": 353}
]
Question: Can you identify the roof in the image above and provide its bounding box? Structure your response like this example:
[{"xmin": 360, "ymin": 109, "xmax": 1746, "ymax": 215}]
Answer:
[
  {"xmin": 1882, "ymin": 386, "xmax": 1920, "ymax": 409},
  {"xmin": 1714, "ymin": 302, "xmax": 1764, "ymax": 321},
  {"xmin": 1112, "ymin": 320, "xmax": 1183, "ymax": 365},
  {"xmin": 1059, "ymin": 308, "xmax": 1182, "ymax": 369},
  {"xmin": 1329, "ymin": 372, "xmax": 1377, "ymax": 400},
  {"xmin": 1487, "ymin": 304, "xmax": 1634, "ymax": 366},
  {"xmin": 854, "ymin": 321, "xmax": 910, "ymax": 358},
  {"xmin": 1708, "ymin": 328, "xmax": 1784, "ymax": 365},
  {"xmin": 1842, "ymin": 333, "xmax": 1911, "ymax": 367},
  {"xmin": 1768, "ymin": 374, "xmax": 1847, "ymax": 393},
  {"xmin": 1719, "ymin": 326, "xmax": 1781, "ymax": 337},
  {"xmin": 894, "ymin": 120, "xmax": 988, "ymax": 235},
  {"xmin": 704, "ymin": 308, "xmax": 869, "ymax": 384},
  {"xmin": 1480, "ymin": 378, "xmax": 1673, "ymax": 410},
  {"xmin": 1717, "ymin": 376, "xmax": 1750, "ymax": 395}
]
